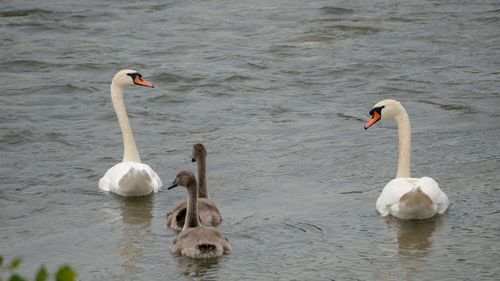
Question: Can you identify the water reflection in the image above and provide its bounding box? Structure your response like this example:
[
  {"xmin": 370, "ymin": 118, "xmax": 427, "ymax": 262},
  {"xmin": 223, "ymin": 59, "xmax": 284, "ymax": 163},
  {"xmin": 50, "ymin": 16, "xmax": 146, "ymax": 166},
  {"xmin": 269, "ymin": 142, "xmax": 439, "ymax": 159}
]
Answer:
[
  {"xmin": 175, "ymin": 256, "xmax": 222, "ymax": 280},
  {"xmin": 382, "ymin": 216, "xmax": 442, "ymax": 272},
  {"xmin": 117, "ymin": 194, "xmax": 154, "ymax": 225},
  {"xmin": 113, "ymin": 194, "xmax": 154, "ymax": 273}
]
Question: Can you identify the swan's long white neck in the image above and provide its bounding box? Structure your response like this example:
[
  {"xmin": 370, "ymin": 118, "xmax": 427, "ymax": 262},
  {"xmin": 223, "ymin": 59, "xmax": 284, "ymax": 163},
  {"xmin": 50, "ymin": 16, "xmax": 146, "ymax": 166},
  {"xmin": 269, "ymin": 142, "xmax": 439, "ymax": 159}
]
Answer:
[
  {"xmin": 110, "ymin": 84, "xmax": 141, "ymax": 163},
  {"xmin": 393, "ymin": 105, "xmax": 411, "ymax": 178}
]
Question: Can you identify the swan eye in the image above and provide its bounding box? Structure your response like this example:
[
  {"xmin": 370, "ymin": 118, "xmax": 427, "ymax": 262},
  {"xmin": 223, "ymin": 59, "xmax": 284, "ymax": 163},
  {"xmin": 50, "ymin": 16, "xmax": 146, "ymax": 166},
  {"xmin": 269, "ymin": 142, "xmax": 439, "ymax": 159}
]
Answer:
[
  {"xmin": 126, "ymin": 73, "xmax": 143, "ymax": 80},
  {"xmin": 369, "ymin": 105, "xmax": 385, "ymax": 116},
  {"xmin": 135, "ymin": 73, "xmax": 144, "ymax": 81}
]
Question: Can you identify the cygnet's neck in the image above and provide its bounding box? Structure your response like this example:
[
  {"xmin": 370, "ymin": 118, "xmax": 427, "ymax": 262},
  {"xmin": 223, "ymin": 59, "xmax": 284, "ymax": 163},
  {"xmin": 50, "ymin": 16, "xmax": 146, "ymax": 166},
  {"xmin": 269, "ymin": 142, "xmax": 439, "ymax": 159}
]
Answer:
[
  {"xmin": 196, "ymin": 156, "xmax": 209, "ymax": 199},
  {"xmin": 184, "ymin": 180, "xmax": 201, "ymax": 230},
  {"xmin": 110, "ymin": 84, "xmax": 141, "ymax": 163},
  {"xmin": 392, "ymin": 105, "xmax": 411, "ymax": 178}
]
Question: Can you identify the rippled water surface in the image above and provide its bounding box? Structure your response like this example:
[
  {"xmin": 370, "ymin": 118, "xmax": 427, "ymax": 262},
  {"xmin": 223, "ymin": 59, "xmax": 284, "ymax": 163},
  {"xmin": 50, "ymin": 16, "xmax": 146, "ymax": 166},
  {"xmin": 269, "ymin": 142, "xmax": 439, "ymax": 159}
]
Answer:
[{"xmin": 1, "ymin": 0, "xmax": 499, "ymax": 280}]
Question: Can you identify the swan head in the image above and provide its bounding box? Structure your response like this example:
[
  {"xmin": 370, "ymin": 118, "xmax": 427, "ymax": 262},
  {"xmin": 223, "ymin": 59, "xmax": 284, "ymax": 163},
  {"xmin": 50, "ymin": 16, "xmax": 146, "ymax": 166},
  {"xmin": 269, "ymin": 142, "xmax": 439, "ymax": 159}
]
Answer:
[
  {"xmin": 191, "ymin": 143, "xmax": 207, "ymax": 163},
  {"xmin": 112, "ymin": 69, "xmax": 154, "ymax": 89},
  {"xmin": 168, "ymin": 171, "xmax": 196, "ymax": 190},
  {"xmin": 364, "ymin": 99, "xmax": 403, "ymax": 129}
]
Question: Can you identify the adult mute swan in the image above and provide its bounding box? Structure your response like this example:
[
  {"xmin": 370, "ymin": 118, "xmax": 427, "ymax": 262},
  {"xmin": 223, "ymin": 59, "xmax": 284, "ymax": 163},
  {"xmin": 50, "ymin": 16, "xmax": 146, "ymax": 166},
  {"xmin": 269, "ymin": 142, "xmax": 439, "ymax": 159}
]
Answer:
[
  {"xmin": 99, "ymin": 69, "xmax": 162, "ymax": 196},
  {"xmin": 167, "ymin": 143, "xmax": 221, "ymax": 231},
  {"xmin": 364, "ymin": 99, "xmax": 448, "ymax": 219},
  {"xmin": 168, "ymin": 171, "xmax": 230, "ymax": 258}
]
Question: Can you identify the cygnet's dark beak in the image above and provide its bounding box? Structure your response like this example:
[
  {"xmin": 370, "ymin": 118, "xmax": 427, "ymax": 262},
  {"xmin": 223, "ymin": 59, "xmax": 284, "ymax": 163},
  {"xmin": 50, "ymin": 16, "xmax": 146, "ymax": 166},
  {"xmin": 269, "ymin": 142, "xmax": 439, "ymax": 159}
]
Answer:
[
  {"xmin": 168, "ymin": 179, "xmax": 178, "ymax": 190},
  {"xmin": 191, "ymin": 158, "xmax": 196, "ymax": 163}
]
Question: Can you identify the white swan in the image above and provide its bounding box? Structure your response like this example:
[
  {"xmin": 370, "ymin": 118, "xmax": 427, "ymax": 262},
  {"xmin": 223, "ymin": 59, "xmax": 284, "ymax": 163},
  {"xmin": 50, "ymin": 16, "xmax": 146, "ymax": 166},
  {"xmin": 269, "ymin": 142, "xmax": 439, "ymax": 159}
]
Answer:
[
  {"xmin": 364, "ymin": 99, "xmax": 448, "ymax": 219},
  {"xmin": 99, "ymin": 69, "xmax": 162, "ymax": 196}
]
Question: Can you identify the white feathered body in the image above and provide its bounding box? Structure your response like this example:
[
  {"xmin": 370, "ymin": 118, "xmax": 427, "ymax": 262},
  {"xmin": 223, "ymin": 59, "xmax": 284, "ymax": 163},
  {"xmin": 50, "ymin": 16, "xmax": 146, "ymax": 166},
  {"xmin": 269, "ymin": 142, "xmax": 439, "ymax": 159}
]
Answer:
[
  {"xmin": 376, "ymin": 177, "xmax": 449, "ymax": 219},
  {"xmin": 99, "ymin": 161, "xmax": 162, "ymax": 196},
  {"xmin": 99, "ymin": 70, "xmax": 162, "ymax": 196}
]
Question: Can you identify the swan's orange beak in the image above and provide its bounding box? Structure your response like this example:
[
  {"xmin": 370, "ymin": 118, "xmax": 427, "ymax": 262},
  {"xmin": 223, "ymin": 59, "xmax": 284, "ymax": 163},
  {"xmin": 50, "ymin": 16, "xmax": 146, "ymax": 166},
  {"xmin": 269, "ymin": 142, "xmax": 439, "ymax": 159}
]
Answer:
[
  {"xmin": 133, "ymin": 75, "xmax": 154, "ymax": 88},
  {"xmin": 364, "ymin": 111, "xmax": 381, "ymax": 130}
]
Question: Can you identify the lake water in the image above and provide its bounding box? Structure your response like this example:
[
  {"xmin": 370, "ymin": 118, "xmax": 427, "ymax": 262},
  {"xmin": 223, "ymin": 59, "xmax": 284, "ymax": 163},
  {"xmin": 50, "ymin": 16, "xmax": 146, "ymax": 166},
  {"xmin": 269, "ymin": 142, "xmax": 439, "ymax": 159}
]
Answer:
[{"xmin": 1, "ymin": 0, "xmax": 499, "ymax": 280}]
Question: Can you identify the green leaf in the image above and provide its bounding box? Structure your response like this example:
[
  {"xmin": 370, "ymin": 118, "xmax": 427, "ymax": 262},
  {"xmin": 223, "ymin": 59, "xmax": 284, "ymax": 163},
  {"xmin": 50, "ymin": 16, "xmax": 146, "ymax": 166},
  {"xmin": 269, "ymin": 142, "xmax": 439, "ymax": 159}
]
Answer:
[
  {"xmin": 8, "ymin": 259, "xmax": 22, "ymax": 270},
  {"xmin": 8, "ymin": 274, "xmax": 27, "ymax": 281},
  {"xmin": 55, "ymin": 266, "xmax": 76, "ymax": 281},
  {"xmin": 0, "ymin": 255, "xmax": 3, "ymax": 267},
  {"xmin": 35, "ymin": 266, "xmax": 48, "ymax": 281}
]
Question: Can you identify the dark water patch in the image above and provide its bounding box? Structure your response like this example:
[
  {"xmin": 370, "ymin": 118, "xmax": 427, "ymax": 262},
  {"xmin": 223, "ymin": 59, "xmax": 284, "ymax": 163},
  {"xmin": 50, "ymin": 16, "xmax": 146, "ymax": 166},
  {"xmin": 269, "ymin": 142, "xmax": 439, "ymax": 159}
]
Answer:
[
  {"xmin": 70, "ymin": 62, "xmax": 122, "ymax": 72},
  {"xmin": 0, "ymin": 128, "xmax": 35, "ymax": 146},
  {"xmin": 418, "ymin": 100, "xmax": 479, "ymax": 114},
  {"xmin": 0, "ymin": 9, "xmax": 53, "ymax": 18},
  {"xmin": 387, "ymin": 16, "xmax": 425, "ymax": 23},
  {"xmin": 246, "ymin": 61, "xmax": 269, "ymax": 70},
  {"xmin": 301, "ymin": 222, "xmax": 324, "ymax": 233},
  {"xmin": 148, "ymin": 3, "xmax": 177, "ymax": 11},
  {"xmin": 146, "ymin": 92, "xmax": 191, "ymax": 104},
  {"xmin": 328, "ymin": 25, "xmax": 381, "ymax": 35},
  {"xmin": 63, "ymin": 11, "xmax": 116, "ymax": 22},
  {"xmin": 484, "ymin": 8, "xmax": 500, "ymax": 15},
  {"xmin": 281, "ymin": 219, "xmax": 325, "ymax": 234},
  {"xmin": 151, "ymin": 72, "xmax": 203, "ymax": 85},
  {"xmin": 6, "ymin": 84, "xmax": 88, "ymax": 103},
  {"xmin": 377, "ymin": 86, "xmax": 426, "ymax": 95},
  {"xmin": 5, "ymin": 21, "xmax": 46, "ymax": 28},
  {"xmin": 294, "ymin": 32, "xmax": 337, "ymax": 44},
  {"xmin": 320, "ymin": 6, "xmax": 355, "ymax": 15},
  {"xmin": 0, "ymin": 60, "xmax": 67, "ymax": 73},
  {"xmin": 339, "ymin": 190, "xmax": 366, "ymax": 195},
  {"xmin": 223, "ymin": 75, "xmax": 253, "ymax": 82},
  {"xmin": 269, "ymin": 105, "xmax": 291, "ymax": 115},
  {"xmin": 335, "ymin": 113, "xmax": 365, "ymax": 123},
  {"xmin": 283, "ymin": 222, "xmax": 306, "ymax": 233},
  {"xmin": 267, "ymin": 44, "xmax": 301, "ymax": 58},
  {"xmin": 471, "ymin": 16, "xmax": 499, "ymax": 23}
]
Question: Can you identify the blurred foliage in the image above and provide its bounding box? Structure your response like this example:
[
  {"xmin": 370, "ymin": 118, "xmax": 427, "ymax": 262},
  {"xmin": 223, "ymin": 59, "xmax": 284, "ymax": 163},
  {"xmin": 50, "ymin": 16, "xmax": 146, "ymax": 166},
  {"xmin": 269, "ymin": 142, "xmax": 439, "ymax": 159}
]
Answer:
[
  {"xmin": 35, "ymin": 267, "xmax": 47, "ymax": 281},
  {"xmin": 0, "ymin": 256, "xmax": 76, "ymax": 281}
]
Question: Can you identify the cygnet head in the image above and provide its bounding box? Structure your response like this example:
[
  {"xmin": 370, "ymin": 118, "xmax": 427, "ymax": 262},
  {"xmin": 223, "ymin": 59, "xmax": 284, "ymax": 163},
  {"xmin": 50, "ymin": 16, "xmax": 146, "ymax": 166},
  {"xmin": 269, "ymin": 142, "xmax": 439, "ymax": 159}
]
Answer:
[
  {"xmin": 364, "ymin": 99, "xmax": 403, "ymax": 129},
  {"xmin": 168, "ymin": 171, "xmax": 197, "ymax": 190},
  {"xmin": 112, "ymin": 69, "xmax": 154, "ymax": 89},
  {"xmin": 191, "ymin": 143, "xmax": 207, "ymax": 163}
]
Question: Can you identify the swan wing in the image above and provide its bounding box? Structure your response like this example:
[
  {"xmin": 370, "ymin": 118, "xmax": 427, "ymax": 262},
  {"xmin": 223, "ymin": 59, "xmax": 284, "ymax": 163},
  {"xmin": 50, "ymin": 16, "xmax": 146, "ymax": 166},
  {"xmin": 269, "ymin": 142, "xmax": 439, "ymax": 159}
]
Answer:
[
  {"xmin": 376, "ymin": 178, "xmax": 418, "ymax": 216},
  {"xmin": 143, "ymin": 163, "xmax": 162, "ymax": 193},
  {"xmin": 417, "ymin": 177, "xmax": 449, "ymax": 214},
  {"xmin": 376, "ymin": 177, "xmax": 449, "ymax": 218},
  {"xmin": 99, "ymin": 162, "xmax": 162, "ymax": 196}
]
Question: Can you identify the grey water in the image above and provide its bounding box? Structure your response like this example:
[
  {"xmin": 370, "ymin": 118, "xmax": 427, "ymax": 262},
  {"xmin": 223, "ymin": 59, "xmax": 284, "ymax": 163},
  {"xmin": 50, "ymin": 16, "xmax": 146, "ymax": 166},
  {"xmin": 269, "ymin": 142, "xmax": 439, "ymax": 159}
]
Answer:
[{"xmin": 1, "ymin": 0, "xmax": 499, "ymax": 280}]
